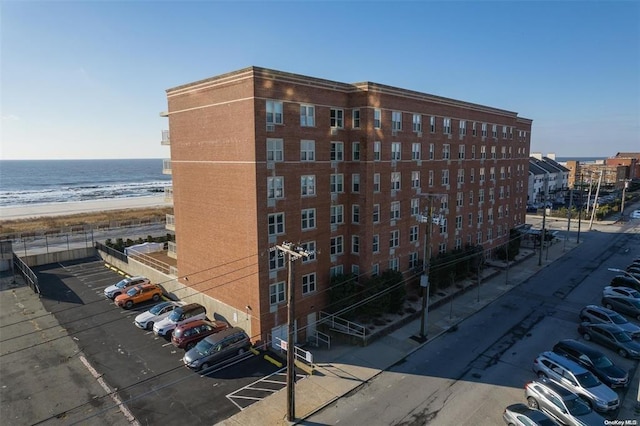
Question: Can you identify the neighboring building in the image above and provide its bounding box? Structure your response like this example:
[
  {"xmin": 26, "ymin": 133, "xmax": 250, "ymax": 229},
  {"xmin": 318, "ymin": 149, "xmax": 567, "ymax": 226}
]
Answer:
[
  {"xmin": 606, "ymin": 152, "xmax": 640, "ymax": 182},
  {"xmin": 563, "ymin": 155, "xmax": 637, "ymax": 191},
  {"xmin": 161, "ymin": 66, "xmax": 532, "ymax": 344},
  {"xmin": 529, "ymin": 154, "xmax": 569, "ymax": 205}
]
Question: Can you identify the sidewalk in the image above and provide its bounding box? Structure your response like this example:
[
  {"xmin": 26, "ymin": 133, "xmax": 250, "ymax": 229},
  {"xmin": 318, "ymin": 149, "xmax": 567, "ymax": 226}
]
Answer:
[{"xmin": 220, "ymin": 234, "xmax": 640, "ymax": 425}]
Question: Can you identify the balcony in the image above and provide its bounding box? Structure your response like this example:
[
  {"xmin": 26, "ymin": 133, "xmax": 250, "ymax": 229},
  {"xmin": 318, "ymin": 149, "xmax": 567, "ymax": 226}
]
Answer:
[
  {"xmin": 164, "ymin": 186, "xmax": 173, "ymax": 202},
  {"xmin": 161, "ymin": 130, "xmax": 170, "ymax": 146},
  {"xmin": 166, "ymin": 214, "xmax": 175, "ymax": 231},
  {"xmin": 168, "ymin": 241, "xmax": 177, "ymax": 260},
  {"xmin": 162, "ymin": 159, "xmax": 172, "ymax": 175}
]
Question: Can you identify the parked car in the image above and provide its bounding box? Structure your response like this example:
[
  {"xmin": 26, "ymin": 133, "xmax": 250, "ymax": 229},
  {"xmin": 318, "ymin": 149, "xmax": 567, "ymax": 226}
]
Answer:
[
  {"xmin": 172, "ymin": 319, "xmax": 229, "ymax": 350},
  {"xmin": 183, "ymin": 326, "xmax": 250, "ymax": 371},
  {"xmin": 578, "ymin": 322, "xmax": 640, "ymax": 359},
  {"xmin": 609, "ymin": 275, "xmax": 640, "ymax": 291},
  {"xmin": 134, "ymin": 301, "xmax": 183, "ymax": 330},
  {"xmin": 601, "ymin": 296, "xmax": 640, "ymax": 321},
  {"xmin": 602, "ymin": 286, "xmax": 640, "ymax": 300},
  {"xmin": 524, "ymin": 378, "xmax": 606, "ymax": 426},
  {"xmin": 552, "ymin": 339, "xmax": 629, "ymax": 388},
  {"xmin": 502, "ymin": 402, "xmax": 556, "ymax": 426},
  {"xmin": 114, "ymin": 283, "xmax": 163, "ymax": 309},
  {"xmin": 153, "ymin": 303, "xmax": 207, "ymax": 337},
  {"xmin": 531, "ymin": 351, "xmax": 619, "ymax": 412},
  {"xmin": 630, "ymin": 209, "xmax": 640, "ymax": 219},
  {"xmin": 579, "ymin": 305, "xmax": 640, "ymax": 338},
  {"xmin": 103, "ymin": 276, "xmax": 150, "ymax": 299}
]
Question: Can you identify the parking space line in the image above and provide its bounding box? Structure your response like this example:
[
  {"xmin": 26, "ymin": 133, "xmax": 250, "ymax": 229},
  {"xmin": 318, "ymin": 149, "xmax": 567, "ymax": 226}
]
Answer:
[{"xmin": 226, "ymin": 368, "xmax": 307, "ymax": 411}]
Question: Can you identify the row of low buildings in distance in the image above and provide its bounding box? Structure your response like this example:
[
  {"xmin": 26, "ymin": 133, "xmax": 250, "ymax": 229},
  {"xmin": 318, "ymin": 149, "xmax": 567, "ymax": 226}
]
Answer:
[{"xmin": 150, "ymin": 66, "xmax": 636, "ymax": 346}]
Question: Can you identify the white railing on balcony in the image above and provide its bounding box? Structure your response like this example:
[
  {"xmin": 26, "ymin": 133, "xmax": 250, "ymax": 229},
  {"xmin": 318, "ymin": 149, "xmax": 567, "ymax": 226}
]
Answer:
[
  {"xmin": 161, "ymin": 130, "xmax": 170, "ymax": 145},
  {"xmin": 166, "ymin": 214, "xmax": 175, "ymax": 231},
  {"xmin": 168, "ymin": 241, "xmax": 177, "ymax": 259},
  {"xmin": 162, "ymin": 159, "xmax": 172, "ymax": 175},
  {"xmin": 164, "ymin": 186, "xmax": 173, "ymax": 202}
]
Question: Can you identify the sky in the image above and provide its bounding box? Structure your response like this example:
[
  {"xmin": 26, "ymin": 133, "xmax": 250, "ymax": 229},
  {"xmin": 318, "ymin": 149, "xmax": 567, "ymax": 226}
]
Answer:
[{"xmin": 1, "ymin": 1, "xmax": 639, "ymax": 160}]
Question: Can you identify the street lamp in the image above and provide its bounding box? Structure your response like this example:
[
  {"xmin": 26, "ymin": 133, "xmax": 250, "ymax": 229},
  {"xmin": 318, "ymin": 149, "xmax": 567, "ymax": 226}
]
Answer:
[{"xmin": 607, "ymin": 268, "xmax": 640, "ymax": 285}]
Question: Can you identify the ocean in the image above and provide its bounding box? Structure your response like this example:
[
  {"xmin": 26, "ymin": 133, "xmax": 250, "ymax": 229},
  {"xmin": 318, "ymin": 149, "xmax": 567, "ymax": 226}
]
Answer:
[{"xmin": 0, "ymin": 159, "xmax": 172, "ymax": 208}]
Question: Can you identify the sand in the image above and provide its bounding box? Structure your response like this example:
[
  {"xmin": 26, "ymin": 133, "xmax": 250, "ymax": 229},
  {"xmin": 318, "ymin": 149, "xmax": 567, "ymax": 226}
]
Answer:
[{"xmin": 0, "ymin": 195, "xmax": 171, "ymax": 221}]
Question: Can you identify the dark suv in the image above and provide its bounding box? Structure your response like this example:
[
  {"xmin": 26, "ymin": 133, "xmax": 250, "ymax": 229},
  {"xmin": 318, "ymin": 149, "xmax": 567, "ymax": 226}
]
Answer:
[
  {"xmin": 579, "ymin": 304, "xmax": 640, "ymax": 338},
  {"xmin": 552, "ymin": 339, "xmax": 628, "ymax": 388},
  {"xmin": 610, "ymin": 275, "xmax": 640, "ymax": 291}
]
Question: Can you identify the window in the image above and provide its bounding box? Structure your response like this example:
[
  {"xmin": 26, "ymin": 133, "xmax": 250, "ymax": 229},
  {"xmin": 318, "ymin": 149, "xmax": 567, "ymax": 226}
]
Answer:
[
  {"xmin": 430, "ymin": 116, "xmax": 436, "ymax": 133},
  {"xmin": 330, "ymin": 265, "xmax": 344, "ymax": 278},
  {"xmin": 477, "ymin": 210, "xmax": 483, "ymax": 225},
  {"xmin": 412, "ymin": 114, "xmax": 422, "ymax": 132},
  {"xmin": 411, "ymin": 171, "xmax": 420, "ymax": 188},
  {"xmin": 455, "ymin": 238, "xmax": 462, "ymax": 250},
  {"xmin": 502, "ymin": 125, "xmax": 508, "ymax": 139},
  {"xmin": 455, "ymin": 215, "xmax": 462, "ymax": 230},
  {"xmin": 373, "ymin": 204, "xmax": 380, "ymax": 223},
  {"xmin": 470, "ymin": 168, "xmax": 475, "ymax": 183},
  {"xmin": 267, "ymin": 138, "xmax": 283, "ymax": 162},
  {"xmin": 491, "ymin": 146, "xmax": 496, "ymax": 159},
  {"xmin": 509, "ymin": 127, "xmax": 513, "ymax": 139},
  {"xmin": 489, "ymin": 187, "xmax": 495, "ymax": 202},
  {"xmin": 477, "ymin": 231, "xmax": 482, "ymax": 244},
  {"xmin": 389, "ymin": 230, "xmax": 400, "ymax": 248},
  {"xmin": 331, "ymin": 142, "xmax": 344, "ymax": 161},
  {"xmin": 390, "ymin": 201, "xmax": 400, "ymax": 220},
  {"xmin": 457, "ymin": 169, "xmax": 464, "ymax": 184},
  {"xmin": 487, "ymin": 227, "xmax": 493, "ymax": 241},
  {"xmin": 352, "ymin": 173, "xmax": 360, "ymax": 193},
  {"xmin": 429, "ymin": 143, "xmax": 435, "ymax": 160},
  {"xmin": 301, "ymin": 208, "xmax": 316, "ymax": 230},
  {"xmin": 330, "ymin": 108, "xmax": 344, "ymax": 128},
  {"xmin": 389, "ymin": 258, "xmax": 399, "ymax": 271},
  {"xmin": 438, "ymin": 242, "xmax": 447, "ymax": 254},
  {"xmin": 480, "ymin": 145, "xmax": 486, "ymax": 159},
  {"xmin": 330, "ymin": 205, "xmax": 344, "ymax": 225},
  {"xmin": 300, "ymin": 105, "xmax": 315, "ymax": 127},
  {"xmin": 269, "ymin": 250, "xmax": 285, "ymax": 271},
  {"xmin": 481, "ymin": 123, "xmax": 487, "ymax": 137},
  {"xmin": 330, "ymin": 236, "xmax": 344, "ymax": 255},
  {"xmin": 267, "ymin": 176, "xmax": 284, "ymax": 199},
  {"xmin": 490, "ymin": 167, "xmax": 496, "ymax": 181},
  {"xmin": 469, "ymin": 190, "xmax": 474, "ymax": 205},
  {"xmin": 441, "ymin": 195, "xmax": 449, "ymax": 210},
  {"xmin": 459, "ymin": 120, "xmax": 466, "ymax": 136},
  {"xmin": 456, "ymin": 191, "xmax": 464, "ymax": 207},
  {"xmin": 330, "ymin": 174, "xmax": 344, "ymax": 193},
  {"xmin": 351, "ymin": 235, "xmax": 360, "ymax": 254},
  {"xmin": 443, "ymin": 118, "xmax": 451, "ymax": 134},
  {"xmin": 266, "ymin": 100, "xmax": 283, "ymax": 125},
  {"xmin": 391, "ymin": 172, "xmax": 401, "ymax": 190},
  {"xmin": 472, "ymin": 122, "xmax": 477, "ymax": 137},
  {"xmin": 351, "ymin": 264, "xmax": 359, "ymax": 275},
  {"xmin": 501, "ymin": 146, "xmax": 506, "ymax": 159},
  {"xmin": 442, "ymin": 144, "xmax": 450, "ymax": 160},
  {"xmin": 352, "ymin": 109, "xmax": 360, "ymax": 128},
  {"xmin": 302, "ymin": 273, "xmax": 316, "ymax": 294},
  {"xmin": 374, "ymin": 109, "xmax": 381, "ymax": 128},
  {"xmin": 441, "ymin": 169, "xmax": 449, "ymax": 185},
  {"xmin": 428, "ymin": 170, "xmax": 434, "ymax": 187},
  {"xmin": 498, "ymin": 206, "xmax": 504, "ymax": 219},
  {"xmin": 479, "ymin": 188, "xmax": 485, "ymax": 203},
  {"xmin": 439, "ymin": 218, "xmax": 447, "ymax": 234},
  {"xmin": 374, "ymin": 141, "xmax": 381, "ymax": 161},
  {"xmin": 458, "ymin": 144, "xmax": 465, "ymax": 159},
  {"xmin": 391, "ymin": 142, "xmax": 401, "ymax": 160},
  {"xmin": 268, "ymin": 213, "xmax": 284, "ymax": 236},
  {"xmin": 500, "ymin": 167, "xmax": 506, "ymax": 180},
  {"xmin": 409, "ymin": 225, "xmax": 419, "ymax": 242},
  {"xmin": 488, "ymin": 208, "xmax": 494, "ymax": 222},
  {"xmin": 300, "ymin": 140, "xmax": 315, "ymax": 161},
  {"xmin": 480, "ymin": 168, "xmax": 485, "ymax": 184},
  {"xmin": 492, "ymin": 124, "xmax": 497, "ymax": 138},
  {"xmin": 392, "ymin": 111, "xmax": 402, "ymax": 131},
  {"xmin": 468, "ymin": 212, "xmax": 473, "ymax": 226},
  {"xmin": 269, "ymin": 281, "xmax": 285, "ymax": 305},
  {"xmin": 371, "ymin": 263, "xmax": 379, "ymax": 276},
  {"xmin": 373, "ymin": 234, "xmax": 380, "ymax": 253},
  {"xmin": 373, "ymin": 173, "xmax": 381, "ymax": 192},
  {"xmin": 412, "ymin": 143, "xmax": 421, "ymax": 160},
  {"xmin": 411, "ymin": 198, "xmax": 419, "ymax": 216},
  {"xmin": 409, "ymin": 252, "xmax": 419, "ymax": 269},
  {"xmin": 352, "ymin": 142, "xmax": 360, "ymax": 161},
  {"xmin": 301, "ymin": 241, "xmax": 316, "ymax": 263},
  {"xmin": 352, "ymin": 204, "xmax": 360, "ymax": 223},
  {"xmin": 471, "ymin": 145, "xmax": 476, "ymax": 159},
  {"xmin": 301, "ymin": 175, "xmax": 316, "ymax": 196}
]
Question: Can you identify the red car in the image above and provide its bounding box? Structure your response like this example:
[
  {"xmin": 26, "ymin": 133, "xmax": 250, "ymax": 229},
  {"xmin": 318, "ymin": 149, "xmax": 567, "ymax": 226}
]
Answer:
[{"xmin": 171, "ymin": 319, "xmax": 229, "ymax": 350}]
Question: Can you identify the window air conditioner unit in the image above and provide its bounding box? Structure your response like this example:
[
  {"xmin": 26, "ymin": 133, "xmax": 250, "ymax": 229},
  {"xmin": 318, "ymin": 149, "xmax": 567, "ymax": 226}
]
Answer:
[
  {"xmin": 417, "ymin": 131, "xmax": 422, "ymax": 137},
  {"xmin": 392, "ymin": 130, "xmax": 398, "ymax": 136},
  {"xmin": 266, "ymin": 124, "xmax": 275, "ymax": 132},
  {"xmin": 330, "ymin": 128, "xmax": 338, "ymax": 136}
]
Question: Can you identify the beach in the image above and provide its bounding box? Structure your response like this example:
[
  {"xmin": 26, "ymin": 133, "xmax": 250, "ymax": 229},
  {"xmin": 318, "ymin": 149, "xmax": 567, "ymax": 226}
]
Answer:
[{"xmin": 0, "ymin": 195, "xmax": 171, "ymax": 221}]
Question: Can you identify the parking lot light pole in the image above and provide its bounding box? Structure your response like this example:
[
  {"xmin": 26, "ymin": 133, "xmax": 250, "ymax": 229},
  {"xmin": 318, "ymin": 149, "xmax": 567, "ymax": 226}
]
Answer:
[{"xmin": 607, "ymin": 268, "xmax": 640, "ymax": 285}]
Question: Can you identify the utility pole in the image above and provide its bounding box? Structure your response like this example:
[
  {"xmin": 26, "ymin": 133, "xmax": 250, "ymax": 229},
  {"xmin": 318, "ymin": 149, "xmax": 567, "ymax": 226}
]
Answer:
[
  {"xmin": 577, "ymin": 173, "xmax": 583, "ymax": 244},
  {"xmin": 270, "ymin": 242, "xmax": 310, "ymax": 423},
  {"xmin": 538, "ymin": 174, "xmax": 548, "ymax": 267},
  {"xmin": 620, "ymin": 179, "xmax": 630, "ymax": 221},
  {"xmin": 564, "ymin": 189, "xmax": 573, "ymax": 251},
  {"xmin": 589, "ymin": 170, "xmax": 603, "ymax": 230}
]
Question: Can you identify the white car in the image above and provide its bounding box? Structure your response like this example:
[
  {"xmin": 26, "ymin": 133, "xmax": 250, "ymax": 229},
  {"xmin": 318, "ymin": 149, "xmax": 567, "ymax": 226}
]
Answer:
[
  {"xmin": 134, "ymin": 301, "xmax": 183, "ymax": 330},
  {"xmin": 630, "ymin": 210, "xmax": 640, "ymax": 219},
  {"xmin": 103, "ymin": 276, "xmax": 150, "ymax": 299},
  {"xmin": 603, "ymin": 286, "xmax": 640, "ymax": 300}
]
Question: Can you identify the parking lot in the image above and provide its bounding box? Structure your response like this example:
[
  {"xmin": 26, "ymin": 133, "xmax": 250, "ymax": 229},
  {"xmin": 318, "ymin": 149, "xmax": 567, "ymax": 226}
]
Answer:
[{"xmin": 34, "ymin": 257, "xmax": 295, "ymax": 425}]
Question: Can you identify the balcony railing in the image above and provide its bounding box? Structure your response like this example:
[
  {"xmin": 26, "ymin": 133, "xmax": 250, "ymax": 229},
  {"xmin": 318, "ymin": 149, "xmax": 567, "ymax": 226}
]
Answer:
[
  {"xmin": 164, "ymin": 186, "xmax": 173, "ymax": 202},
  {"xmin": 161, "ymin": 130, "xmax": 170, "ymax": 145},
  {"xmin": 168, "ymin": 241, "xmax": 177, "ymax": 260},
  {"xmin": 166, "ymin": 214, "xmax": 175, "ymax": 231},
  {"xmin": 162, "ymin": 159, "xmax": 172, "ymax": 175}
]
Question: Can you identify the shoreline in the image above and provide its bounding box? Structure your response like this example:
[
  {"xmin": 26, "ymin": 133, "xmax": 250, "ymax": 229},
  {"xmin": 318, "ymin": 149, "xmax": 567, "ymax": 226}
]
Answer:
[{"xmin": 0, "ymin": 196, "xmax": 171, "ymax": 221}]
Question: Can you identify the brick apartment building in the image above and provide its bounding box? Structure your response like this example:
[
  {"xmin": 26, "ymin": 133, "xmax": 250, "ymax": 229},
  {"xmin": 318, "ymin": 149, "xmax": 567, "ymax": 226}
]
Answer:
[{"xmin": 162, "ymin": 66, "xmax": 532, "ymax": 344}]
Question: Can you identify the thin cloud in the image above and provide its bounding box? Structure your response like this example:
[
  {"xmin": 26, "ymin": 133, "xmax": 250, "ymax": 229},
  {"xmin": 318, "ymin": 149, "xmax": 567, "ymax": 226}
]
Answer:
[{"xmin": 1, "ymin": 114, "xmax": 20, "ymax": 121}]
